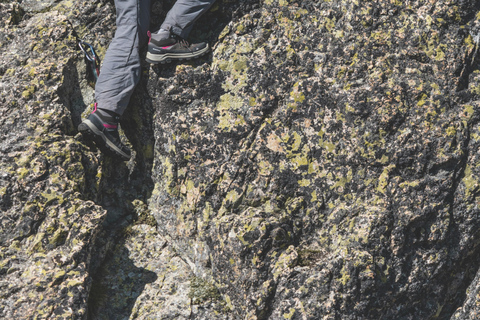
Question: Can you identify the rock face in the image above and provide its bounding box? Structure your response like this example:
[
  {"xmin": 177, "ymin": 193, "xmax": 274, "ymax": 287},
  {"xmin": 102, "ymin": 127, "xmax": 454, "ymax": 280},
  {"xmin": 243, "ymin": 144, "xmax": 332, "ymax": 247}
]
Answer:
[{"xmin": 2, "ymin": 0, "xmax": 480, "ymax": 319}]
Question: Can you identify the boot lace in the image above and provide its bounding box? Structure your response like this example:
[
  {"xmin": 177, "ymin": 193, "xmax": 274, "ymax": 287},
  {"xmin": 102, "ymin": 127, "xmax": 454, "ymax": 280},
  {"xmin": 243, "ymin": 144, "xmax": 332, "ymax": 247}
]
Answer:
[{"xmin": 177, "ymin": 38, "xmax": 192, "ymax": 50}]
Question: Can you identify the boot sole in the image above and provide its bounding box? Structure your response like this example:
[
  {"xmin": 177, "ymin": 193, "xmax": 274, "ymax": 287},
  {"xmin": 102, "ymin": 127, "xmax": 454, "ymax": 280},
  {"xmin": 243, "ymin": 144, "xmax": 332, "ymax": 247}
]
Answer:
[
  {"xmin": 145, "ymin": 45, "xmax": 210, "ymax": 64},
  {"xmin": 78, "ymin": 120, "xmax": 131, "ymax": 161}
]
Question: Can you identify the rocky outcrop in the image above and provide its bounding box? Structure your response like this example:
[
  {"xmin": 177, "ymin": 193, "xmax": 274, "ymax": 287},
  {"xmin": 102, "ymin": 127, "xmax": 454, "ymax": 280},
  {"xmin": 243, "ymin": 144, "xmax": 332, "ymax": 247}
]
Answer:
[{"xmin": 2, "ymin": 0, "xmax": 480, "ymax": 319}]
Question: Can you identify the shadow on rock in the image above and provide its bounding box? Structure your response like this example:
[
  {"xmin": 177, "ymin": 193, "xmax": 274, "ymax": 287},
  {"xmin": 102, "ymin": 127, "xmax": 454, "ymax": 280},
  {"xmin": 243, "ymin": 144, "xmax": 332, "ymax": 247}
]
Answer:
[
  {"xmin": 87, "ymin": 240, "xmax": 158, "ymax": 320},
  {"xmin": 58, "ymin": 54, "xmax": 96, "ymax": 133},
  {"xmin": 80, "ymin": 66, "xmax": 160, "ymax": 318}
]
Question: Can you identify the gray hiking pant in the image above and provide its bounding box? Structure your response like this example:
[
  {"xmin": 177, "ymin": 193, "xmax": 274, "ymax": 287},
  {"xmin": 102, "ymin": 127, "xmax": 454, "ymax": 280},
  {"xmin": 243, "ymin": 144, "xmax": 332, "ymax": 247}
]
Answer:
[{"xmin": 95, "ymin": 0, "xmax": 215, "ymax": 115}]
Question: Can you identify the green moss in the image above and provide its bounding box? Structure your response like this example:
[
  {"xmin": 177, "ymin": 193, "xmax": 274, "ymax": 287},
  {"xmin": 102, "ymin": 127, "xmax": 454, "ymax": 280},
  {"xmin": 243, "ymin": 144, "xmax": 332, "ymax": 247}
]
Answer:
[
  {"xmin": 236, "ymin": 234, "xmax": 250, "ymax": 246},
  {"xmin": 224, "ymin": 294, "xmax": 234, "ymax": 311},
  {"xmin": 53, "ymin": 270, "xmax": 66, "ymax": 281},
  {"xmin": 283, "ymin": 308, "xmax": 296, "ymax": 319},
  {"xmin": 233, "ymin": 57, "xmax": 248, "ymax": 72},
  {"xmin": 5, "ymin": 69, "xmax": 15, "ymax": 77},
  {"xmin": 17, "ymin": 167, "xmax": 29, "ymax": 179},
  {"xmin": 339, "ymin": 265, "xmax": 351, "ymax": 286},
  {"xmin": 0, "ymin": 259, "xmax": 10, "ymax": 270},
  {"xmin": 297, "ymin": 249, "xmax": 324, "ymax": 266},
  {"xmin": 324, "ymin": 17, "xmax": 336, "ymax": 32},
  {"xmin": 67, "ymin": 280, "xmax": 83, "ymax": 287},
  {"xmin": 225, "ymin": 190, "xmax": 239, "ymax": 203},
  {"xmin": 236, "ymin": 24, "xmax": 245, "ymax": 34},
  {"xmin": 218, "ymin": 25, "xmax": 230, "ymax": 40},
  {"xmin": 377, "ymin": 165, "xmax": 395, "ymax": 194},
  {"xmin": 188, "ymin": 277, "xmax": 221, "ymax": 304},
  {"xmin": 41, "ymin": 112, "xmax": 52, "ymax": 120},
  {"xmin": 41, "ymin": 190, "xmax": 63, "ymax": 205},
  {"xmin": 463, "ymin": 104, "xmax": 474, "ymax": 120},
  {"xmin": 29, "ymin": 233, "xmax": 46, "ymax": 253},
  {"xmin": 49, "ymin": 229, "xmax": 68, "ymax": 247},
  {"xmin": 445, "ymin": 126, "xmax": 456, "ymax": 137},
  {"xmin": 136, "ymin": 212, "xmax": 157, "ymax": 228},
  {"xmin": 22, "ymin": 85, "xmax": 36, "ymax": 99},
  {"xmin": 298, "ymin": 179, "xmax": 310, "ymax": 187},
  {"xmin": 9, "ymin": 240, "xmax": 21, "ymax": 250},
  {"xmin": 463, "ymin": 165, "xmax": 479, "ymax": 197}
]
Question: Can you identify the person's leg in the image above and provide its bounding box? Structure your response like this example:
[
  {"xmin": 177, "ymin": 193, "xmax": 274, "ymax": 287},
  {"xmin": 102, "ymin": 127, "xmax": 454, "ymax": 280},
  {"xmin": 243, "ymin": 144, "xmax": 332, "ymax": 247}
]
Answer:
[
  {"xmin": 95, "ymin": 0, "xmax": 151, "ymax": 116},
  {"xmin": 146, "ymin": 0, "xmax": 215, "ymax": 64},
  {"xmin": 79, "ymin": 0, "xmax": 151, "ymax": 161},
  {"xmin": 160, "ymin": 0, "xmax": 216, "ymax": 39}
]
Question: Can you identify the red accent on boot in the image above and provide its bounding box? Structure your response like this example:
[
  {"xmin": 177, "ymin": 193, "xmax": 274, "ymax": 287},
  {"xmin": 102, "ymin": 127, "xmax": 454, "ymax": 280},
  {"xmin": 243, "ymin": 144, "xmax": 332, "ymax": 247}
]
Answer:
[{"xmin": 103, "ymin": 123, "xmax": 118, "ymax": 129}]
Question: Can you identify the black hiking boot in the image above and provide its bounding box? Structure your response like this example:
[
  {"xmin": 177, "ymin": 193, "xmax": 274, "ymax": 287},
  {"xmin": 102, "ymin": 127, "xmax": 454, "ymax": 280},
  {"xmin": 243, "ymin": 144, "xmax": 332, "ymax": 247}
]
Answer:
[
  {"xmin": 78, "ymin": 105, "xmax": 131, "ymax": 161},
  {"xmin": 146, "ymin": 32, "xmax": 209, "ymax": 64}
]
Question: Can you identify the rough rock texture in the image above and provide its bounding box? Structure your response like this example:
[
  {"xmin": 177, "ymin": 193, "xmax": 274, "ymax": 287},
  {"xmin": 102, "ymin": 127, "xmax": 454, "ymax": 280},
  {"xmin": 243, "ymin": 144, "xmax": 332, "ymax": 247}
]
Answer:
[{"xmin": 3, "ymin": 0, "xmax": 480, "ymax": 319}]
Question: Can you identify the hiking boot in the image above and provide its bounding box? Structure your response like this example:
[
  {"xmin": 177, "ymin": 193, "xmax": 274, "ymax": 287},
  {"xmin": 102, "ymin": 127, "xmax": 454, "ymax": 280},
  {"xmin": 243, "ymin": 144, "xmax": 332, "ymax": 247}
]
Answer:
[
  {"xmin": 146, "ymin": 32, "xmax": 210, "ymax": 64},
  {"xmin": 78, "ymin": 105, "xmax": 131, "ymax": 161}
]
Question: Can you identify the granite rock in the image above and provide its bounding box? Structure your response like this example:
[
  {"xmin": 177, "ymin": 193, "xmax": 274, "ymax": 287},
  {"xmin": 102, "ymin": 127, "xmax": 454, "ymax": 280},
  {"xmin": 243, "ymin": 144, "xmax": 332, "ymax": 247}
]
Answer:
[{"xmin": 2, "ymin": 0, "xmax": 480, "ymax": 319}]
